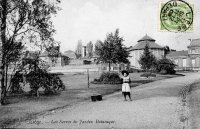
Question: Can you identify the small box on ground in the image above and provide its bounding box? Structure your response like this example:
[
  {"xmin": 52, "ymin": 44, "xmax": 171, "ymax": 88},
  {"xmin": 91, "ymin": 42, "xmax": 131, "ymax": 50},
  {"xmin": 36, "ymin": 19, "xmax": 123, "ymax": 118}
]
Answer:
[{"xmin": 91, "ymin": 94, "xmax": 102, "ymax": 102}]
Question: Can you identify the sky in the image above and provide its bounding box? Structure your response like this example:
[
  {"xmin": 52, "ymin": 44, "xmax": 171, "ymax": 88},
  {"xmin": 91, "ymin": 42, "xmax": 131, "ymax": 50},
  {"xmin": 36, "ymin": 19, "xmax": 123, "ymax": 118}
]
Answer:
[{"xmin": 52, "ymin": 0, "xmax": 200, "ymax": 52}]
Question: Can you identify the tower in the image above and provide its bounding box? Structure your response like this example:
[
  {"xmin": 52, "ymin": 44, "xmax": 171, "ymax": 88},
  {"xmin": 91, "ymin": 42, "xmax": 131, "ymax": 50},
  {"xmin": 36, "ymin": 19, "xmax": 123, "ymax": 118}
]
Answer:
[{"xmin": 82, "ymin": 46, "xmax": 87, "ymax": 58}]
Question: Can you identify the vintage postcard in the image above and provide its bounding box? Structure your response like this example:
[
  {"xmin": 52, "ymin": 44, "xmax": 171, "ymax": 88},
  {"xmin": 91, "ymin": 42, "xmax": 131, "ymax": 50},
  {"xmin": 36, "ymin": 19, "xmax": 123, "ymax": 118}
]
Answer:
[{"xmin": 0, "ymin": 0, "xmax": 200, "ymax": 129}]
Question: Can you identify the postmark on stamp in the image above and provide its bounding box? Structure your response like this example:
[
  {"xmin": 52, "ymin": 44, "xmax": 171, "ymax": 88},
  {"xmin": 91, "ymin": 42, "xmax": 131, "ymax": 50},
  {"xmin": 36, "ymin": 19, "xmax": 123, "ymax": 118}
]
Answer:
[{"xmin": 160, "ymin": 0, "xmax": 193, "ymax": 32}]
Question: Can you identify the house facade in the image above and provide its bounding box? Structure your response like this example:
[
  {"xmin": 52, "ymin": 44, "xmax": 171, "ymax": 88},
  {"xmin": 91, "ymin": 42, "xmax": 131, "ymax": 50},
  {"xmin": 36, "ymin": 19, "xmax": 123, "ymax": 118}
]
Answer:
[
  {"xmin": 40, "ymin": 51, "xmax": 69, "ymax": 67},
  {"xmin": 128, "ymin": 34, "xmax": 164, "ymax": 69},
  {"xmin": 167, "ymin": 39, "xmax": 200, "ymax": 70}
]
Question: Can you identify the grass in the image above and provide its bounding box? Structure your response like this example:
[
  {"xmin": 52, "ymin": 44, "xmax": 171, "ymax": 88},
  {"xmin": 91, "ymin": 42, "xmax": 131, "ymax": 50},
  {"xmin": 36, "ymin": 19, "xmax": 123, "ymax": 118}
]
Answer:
[{"xmin": 0, "ymin": 71, "xmax": 184, "ymax": 128}]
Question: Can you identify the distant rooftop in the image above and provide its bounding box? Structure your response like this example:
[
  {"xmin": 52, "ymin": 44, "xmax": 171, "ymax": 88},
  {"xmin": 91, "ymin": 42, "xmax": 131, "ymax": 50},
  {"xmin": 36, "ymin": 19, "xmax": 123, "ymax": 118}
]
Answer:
[
  {"xmin": 40, "ymin": 51, "xmax": 67, "ymax": 57},
  {"xmin": 188, "ymin": 39, "xmax": 200, "ymax": 48},
  {"xmin": 167, "ymin": 50, "xmax": 188, "ymax": 58},
  {"xmin": 63, "ymin": 50, "xmax": 76, "ymax": 59}
]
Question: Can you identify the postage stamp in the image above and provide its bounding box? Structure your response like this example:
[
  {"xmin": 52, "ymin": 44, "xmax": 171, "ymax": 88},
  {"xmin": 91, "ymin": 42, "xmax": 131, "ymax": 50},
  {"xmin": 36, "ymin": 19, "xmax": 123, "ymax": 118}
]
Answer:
[{"xmin": 160, "ymin": 0, "xmax": 193, "ymax": 32}]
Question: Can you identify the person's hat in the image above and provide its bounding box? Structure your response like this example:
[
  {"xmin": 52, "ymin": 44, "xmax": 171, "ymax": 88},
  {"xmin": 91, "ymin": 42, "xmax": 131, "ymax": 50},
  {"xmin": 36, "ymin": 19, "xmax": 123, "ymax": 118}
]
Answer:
[{"xmin": 121, "ymin": 70, "xmax": 129, "ymax": 75}]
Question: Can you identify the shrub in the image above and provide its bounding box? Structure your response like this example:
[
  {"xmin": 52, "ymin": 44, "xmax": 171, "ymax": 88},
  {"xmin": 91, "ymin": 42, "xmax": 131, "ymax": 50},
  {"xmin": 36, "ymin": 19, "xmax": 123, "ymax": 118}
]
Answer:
[
  {"xmin": 83, "ymin": 60, "xmax": 91, "ymax": 65},
  {"xmin": 92, "ymin": 72, "xmax": 121, "ymax": 84},
  {"xmin": 38, "ymin": 60, "xmax": 50, "ymax": 71},
  {"xmin": 126, "ymin": 68, "xmax": 137, "ymax": 73},
  {"xmin": 140, "ymin": 73, "xmax": 156, "ymax": 78},
  {"xmin": 159, "ymin": 70, "xmax": 167, "ymax": 74},
  {"xmin": 10, "ymin": 58, "xmax": 65, "ymax": 96},
  {"xmin": 156, "ymin": 58, "xmax": 176, "ymax": 74},
  {"xmin": 10, "ymin": 71, "xmax": 24, "ymax": 93},
  {"xmin": 26, "ymin": 71, "xmax": 65, "ymax": 95}
]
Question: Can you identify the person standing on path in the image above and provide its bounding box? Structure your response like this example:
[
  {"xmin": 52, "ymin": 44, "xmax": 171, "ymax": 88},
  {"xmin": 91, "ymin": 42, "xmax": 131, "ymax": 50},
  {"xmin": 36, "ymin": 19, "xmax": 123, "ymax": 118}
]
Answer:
[{"xmin": 121, "ymin": 70, "xmax": 132, "ymax": 101}]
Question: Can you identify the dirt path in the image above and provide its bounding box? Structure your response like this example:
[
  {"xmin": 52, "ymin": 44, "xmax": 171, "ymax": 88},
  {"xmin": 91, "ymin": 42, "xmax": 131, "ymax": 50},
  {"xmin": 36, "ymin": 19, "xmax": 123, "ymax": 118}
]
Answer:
[
  {"xmin": 15, "ymin": 72, "xmax": 200, "ymax": 129},
  {"xmin": 187, "ymin": 80, "xmax": 200, "ymax": 129}
]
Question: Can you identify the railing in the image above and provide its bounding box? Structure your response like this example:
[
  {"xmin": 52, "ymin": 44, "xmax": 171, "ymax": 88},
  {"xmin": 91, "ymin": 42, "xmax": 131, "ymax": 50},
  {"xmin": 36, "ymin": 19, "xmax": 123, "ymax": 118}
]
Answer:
[
  {"xmin": 175, "ymin": 67, "xmax": 200, "ymax": 71},
  {"xmin": 99, "ymin": 64, "xmax": 126, "ymax": 72}
]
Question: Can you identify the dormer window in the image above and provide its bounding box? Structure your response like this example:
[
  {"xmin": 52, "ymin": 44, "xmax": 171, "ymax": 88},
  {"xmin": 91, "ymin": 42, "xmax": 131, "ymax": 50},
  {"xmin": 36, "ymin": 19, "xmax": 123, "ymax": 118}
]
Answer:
[
  {"xmin": 191, "ymin": 49, "xmax": 195, "ymax": 54},
  {"xmin": 174, "ymin": 59, "xmax": 178, "ymax": 65},
  {"xmin": 195, "ymin": 49, "xmax": 198, "ymax": 53}
]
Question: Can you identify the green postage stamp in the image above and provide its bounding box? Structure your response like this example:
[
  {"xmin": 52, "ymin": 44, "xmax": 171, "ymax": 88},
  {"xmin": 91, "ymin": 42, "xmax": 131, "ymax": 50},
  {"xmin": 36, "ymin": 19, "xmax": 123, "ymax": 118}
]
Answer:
[{"xmin": 160, "ymin": 0, "xmax": 193, "ymax": 32}]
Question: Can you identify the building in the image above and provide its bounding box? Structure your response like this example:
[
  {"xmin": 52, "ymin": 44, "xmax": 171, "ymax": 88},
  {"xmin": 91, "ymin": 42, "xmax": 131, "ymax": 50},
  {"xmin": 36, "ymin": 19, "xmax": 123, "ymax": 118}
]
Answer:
[
  {"xmin": 167, "ymin": 50, "xmax": 188, "ymax": 67},
  {"xmin": 82, "ymin": 46, "xmax": 87, "ymax": 58},
  {"xmin": 128, "ymin": 34, "xmax": 164, "ymax": 69},
  {"xmin": 63, "ymin": 50, "xmax": 76, "ymax": 59},
  {"xmin": 40, "ymin": 51, "xmax": 69, "ymax": 67},
  {"xmin": 167, "ymin": 39, "xmax": 200, "ymax": 70}
]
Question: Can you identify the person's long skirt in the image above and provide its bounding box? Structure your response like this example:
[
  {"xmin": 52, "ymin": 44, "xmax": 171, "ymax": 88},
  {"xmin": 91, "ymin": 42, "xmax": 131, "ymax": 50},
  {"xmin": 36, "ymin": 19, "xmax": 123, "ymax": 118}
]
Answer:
[{"xmin": 122, "ymin": 83, "xmax": 131, "ymax": 95}]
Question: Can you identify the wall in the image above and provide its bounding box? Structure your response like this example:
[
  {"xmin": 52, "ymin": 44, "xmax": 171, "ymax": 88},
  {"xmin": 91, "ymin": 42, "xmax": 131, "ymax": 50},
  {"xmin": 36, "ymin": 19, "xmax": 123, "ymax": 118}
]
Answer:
[
  {"xmin": 40, "ymin": 56, "xmax": 63, "ymax": 67},
  {"xmin": 55, "ymin": 57, "xmax": 62, "ymax": 67},
  {"xmin": 129, "ymin": 49, "xmax": 164, "ymax": 69}
]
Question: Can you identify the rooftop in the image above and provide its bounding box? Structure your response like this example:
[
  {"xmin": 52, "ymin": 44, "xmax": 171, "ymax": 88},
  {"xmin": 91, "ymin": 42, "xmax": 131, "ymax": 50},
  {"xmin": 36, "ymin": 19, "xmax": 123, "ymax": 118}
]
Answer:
[
  {"xmin": 137, "ymin": 34, "xmax": 155, "ymax": 42},
  {"xmin": 129, "ymin": 34, "xmax": 163, "ymax": 51},
  {"xmin": 40, "ymin": 51, "xmax": 67, "ymax": 57},
  {"xmin": 63, "ymin": 50, "xmax": 76, "ymax": 59},
  {"xmin": 188, "ymin": 39, "xmax": 200, "ymax": 48},
  {"xmin": 167, "ymin": 50, "xmax": 188, "ymax": 58}
]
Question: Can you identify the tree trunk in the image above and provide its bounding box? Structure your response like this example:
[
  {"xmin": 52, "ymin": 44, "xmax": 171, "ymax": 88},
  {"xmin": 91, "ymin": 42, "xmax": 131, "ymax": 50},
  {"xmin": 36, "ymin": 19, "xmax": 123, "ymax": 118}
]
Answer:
[
  {"xmin": 0, "ymin": 65, "xmax": 6, "ymax": 105},
  {"xmin": 5, "ymin": 64, "xmax": 8, "ymax": 95},
  {"xmin": 0, "ymin": 0, "xmax": 7, "ymax": 105},
  {"xmin": 36, "ymin": 89, "xmax": 39, "ymax": 97},
  {"xmin": 108, "ymin": 62, "xmax": 111, "ymax": 72},
  {"xmin": 7, "ymin": 63, "xmax": 17, "ymax": 92}
]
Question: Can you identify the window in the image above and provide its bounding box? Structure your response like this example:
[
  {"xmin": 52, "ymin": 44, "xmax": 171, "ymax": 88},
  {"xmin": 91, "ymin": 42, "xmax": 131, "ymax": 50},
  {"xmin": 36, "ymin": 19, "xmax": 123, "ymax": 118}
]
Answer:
[
  {"xmin": 195, "ymin": 49, "xmax": 198, "ymax": 53},
  {"xmin": 183, "ymin": 59, "xmax": 186, "ymax": 67},
  {"xmin": 192, "ymin": 59, "xmax": 195, "ymax": 67},
  {"xmin": 191, "ymin": 49, "xmax": 195, "ymax": 54},
  {"xmin": 174, "ymin": 59, "xmax": 178, "ymax": 65}
]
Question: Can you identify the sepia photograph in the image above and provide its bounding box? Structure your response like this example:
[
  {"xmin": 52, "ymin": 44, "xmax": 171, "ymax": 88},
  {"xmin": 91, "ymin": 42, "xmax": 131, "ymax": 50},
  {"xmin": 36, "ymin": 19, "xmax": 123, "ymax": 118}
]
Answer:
[{"xmin": 0, "ymin": 0, "xmax": 200, "ymax": 128}]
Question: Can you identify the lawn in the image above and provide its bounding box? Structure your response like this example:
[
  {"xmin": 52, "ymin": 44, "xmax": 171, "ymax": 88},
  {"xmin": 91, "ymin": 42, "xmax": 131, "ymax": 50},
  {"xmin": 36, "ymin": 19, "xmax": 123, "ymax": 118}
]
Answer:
[{"xmin": 0, "ymin": 71, "xmax": 183, "ymax": 128}]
